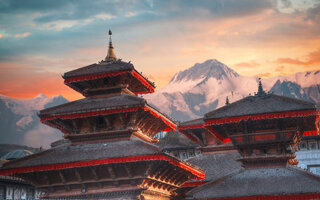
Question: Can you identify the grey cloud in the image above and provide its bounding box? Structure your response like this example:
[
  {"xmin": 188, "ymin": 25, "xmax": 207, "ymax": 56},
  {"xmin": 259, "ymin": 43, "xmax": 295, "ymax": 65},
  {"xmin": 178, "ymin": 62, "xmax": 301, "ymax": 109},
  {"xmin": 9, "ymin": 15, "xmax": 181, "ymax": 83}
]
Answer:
[
  {"xmin": 280, "ymin": 0, "xmax": 292, "ymax": 8},
  {"xmin": 1, "ymin": 0, "xmax": 275, "ymax": 24},
  {"xmin": 0, "ymin": 0, "xmax": 68, "ymax": 13},
  {"xmin": 0, "ymin": 0, "xmax": 293, "ymax": 62},
  {"xmin": 306, "ymin": 2, "xmax": 320, "ymax": 22}
]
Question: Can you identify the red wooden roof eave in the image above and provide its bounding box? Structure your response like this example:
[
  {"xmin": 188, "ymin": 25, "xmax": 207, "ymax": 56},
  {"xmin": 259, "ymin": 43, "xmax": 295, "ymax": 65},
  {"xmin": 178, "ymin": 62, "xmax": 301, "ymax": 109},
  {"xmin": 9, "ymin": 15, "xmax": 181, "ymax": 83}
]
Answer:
[
  {"xmin": 178, "ymin": 129, "xmax": 200, "ymax": 144},
  {"xmin": 178, "ymin": 124, "xmax": 231, "ymax": 144},
  {"xmin": 188, "ymin": 193, "xmax": 320, "ymax": 200},
  {"xmin": 0, "ymin": 154, "xmax": 205, "ymax": 179},
  {"xmin": 204, "ymin": 109, "xmax": 319, "ymax": 127},
  {"xmin": 143, "ymin": 104, "xmax": 177, "ymax": 131},
  {"xmin": 40, "ymin": 105, "xmax": 177, "ymax": 133},
  {"xmin": 181, "ymin": 181, "xmax": 208, "ymax": 187},
  {"xmin": 202, "ymin": 109, "xmax": 319, "ymax": 143},
  {"xmin": 63, "ymin": 69, "xmax": 155, "ymax": 95}
]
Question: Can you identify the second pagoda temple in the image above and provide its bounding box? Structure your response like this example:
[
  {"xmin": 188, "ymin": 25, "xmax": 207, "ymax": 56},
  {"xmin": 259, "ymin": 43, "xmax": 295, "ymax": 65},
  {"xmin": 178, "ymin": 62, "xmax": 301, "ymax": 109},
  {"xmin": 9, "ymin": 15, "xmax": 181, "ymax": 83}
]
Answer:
[
  {"xmin": 0, "ymin": 31, "xmax": 204, "ymax": 200},
  {"xmin": 178, "ymin": 81, "xmax": 320, "ymax": 199}
]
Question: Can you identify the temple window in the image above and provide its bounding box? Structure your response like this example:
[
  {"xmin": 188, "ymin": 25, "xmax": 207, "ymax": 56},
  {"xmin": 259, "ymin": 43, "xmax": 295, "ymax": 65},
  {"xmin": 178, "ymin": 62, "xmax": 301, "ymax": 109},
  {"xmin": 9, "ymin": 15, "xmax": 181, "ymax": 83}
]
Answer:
[
  {"xmin": 299, "ymin": 141, "xmax": 307, "ymax": 150},
  {"xmin": 309, "ymin": 141, "xmax": 318, "ymax": 150}
]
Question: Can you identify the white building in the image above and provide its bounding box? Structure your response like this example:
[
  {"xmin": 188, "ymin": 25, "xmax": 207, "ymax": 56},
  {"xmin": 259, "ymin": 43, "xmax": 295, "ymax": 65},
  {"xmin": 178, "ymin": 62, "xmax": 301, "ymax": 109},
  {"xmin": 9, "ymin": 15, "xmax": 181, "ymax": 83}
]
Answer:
[{"xmin": 296, "ymin": 135, "xmax": 320, "ymax": 175}]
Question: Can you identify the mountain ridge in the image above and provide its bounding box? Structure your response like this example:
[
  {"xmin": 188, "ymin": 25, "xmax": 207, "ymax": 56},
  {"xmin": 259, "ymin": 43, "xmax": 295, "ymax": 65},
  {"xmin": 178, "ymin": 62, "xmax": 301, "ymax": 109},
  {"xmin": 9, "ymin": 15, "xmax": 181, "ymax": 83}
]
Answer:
[
  {"xmin": 0, "ymin": 94, "xmax": 68, "ymax": 147},
  {"xmin": 0, "ymin": 59, "xmax": 319, "ymax": 147},
  {"xmin": 145, "ymin": 59, "xmax": 320, "ymax": 121}
]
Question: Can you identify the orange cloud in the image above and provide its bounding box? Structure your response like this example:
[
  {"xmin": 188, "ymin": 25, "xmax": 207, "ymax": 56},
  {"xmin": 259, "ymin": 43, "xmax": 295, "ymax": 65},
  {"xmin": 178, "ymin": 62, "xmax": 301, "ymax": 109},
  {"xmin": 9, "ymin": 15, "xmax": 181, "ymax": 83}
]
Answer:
[
  {"xmin": 276, "ymin": 49, "xmax": 320, "ymax": 66},
  {"xmin": 257, "ymin": 72, "xmax": 271, "ymax": 78},
  {"xmin": 15, "ymin": 32, "xmax": 31, "ymax": 38},
  {"xmin": 235, "ymin": 61, "xmax": 260, "ymax": 68},
  {"xmin": 0, "ymin": 62, "xmax": 81, "ymax": 101}
]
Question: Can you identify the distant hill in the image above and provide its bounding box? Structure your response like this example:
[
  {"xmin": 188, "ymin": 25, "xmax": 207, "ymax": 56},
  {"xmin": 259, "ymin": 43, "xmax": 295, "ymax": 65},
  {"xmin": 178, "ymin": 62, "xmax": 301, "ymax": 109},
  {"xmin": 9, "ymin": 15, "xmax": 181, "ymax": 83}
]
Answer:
[
  {"xmin": 0, "ymin": 144, "xmax": 40, "ymax": 158},
  {"xmin": 0, "ymin": 94, "xmax": 68, "ymax": 148}
]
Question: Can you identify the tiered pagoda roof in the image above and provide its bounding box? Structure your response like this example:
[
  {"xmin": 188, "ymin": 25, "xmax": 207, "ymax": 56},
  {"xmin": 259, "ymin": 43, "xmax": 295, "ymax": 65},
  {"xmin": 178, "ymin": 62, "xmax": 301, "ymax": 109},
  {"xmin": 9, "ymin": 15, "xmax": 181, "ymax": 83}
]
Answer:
[
  {"xmin": 39, "ymin": 93, "xmax": 176, "ymax": 143},
  {"xmin": 63, "ymin": 60, "xmax": 155, "ymax": 96},
  {"xmin": 0, "ymin": 30, "xmax": 204, "ymax": 200}
]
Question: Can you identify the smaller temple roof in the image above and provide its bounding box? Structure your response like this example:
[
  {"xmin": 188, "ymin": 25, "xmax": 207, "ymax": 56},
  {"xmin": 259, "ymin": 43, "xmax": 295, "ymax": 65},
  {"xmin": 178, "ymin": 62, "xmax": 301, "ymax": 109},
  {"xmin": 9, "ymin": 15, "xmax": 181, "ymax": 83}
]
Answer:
[
  {"xmin": 187, "ymin": 152, "xmax": 242, "ymax": 183},
  {"xmin": 39, "ymin": 94, "xmax": 145, "ymax": 117},
  {"xmin": 1, "ymin": 139, "xmax": 160, "ymax": 170},
  {"xmin": 38, "ymin": 94, "xmax": 176, "ymax": 135},
  {"xmin": 179, "ymin": 118, "xmax": 204, "ymax": 128},
  {"xmin": 63, "ymin": 60, "xmax": 133, "ymax": 79},
  {"xmin": 1, "ymin": 149, "xmax": 34, "ymax": 161},
  {"xmin": 0, "ymin": 139, "xmax": 204, "ymax": 179},
  {"xmin": 62, "ymin": 59, "xmax": 155, "ymax": 95},
  {"xmin": 205, "ymin": 94, "xmax": 316, "ymax": 120},
  {"xmin": 157, "ymin": 131, "xmax": 199, "ymax": 150},
  {"xmin": 62, "ymin": 31, "xmax": 155, "ymax": 95},
  {"xmin": 187, "ymin": 166, "xmax": 320, "ymax": 199}
]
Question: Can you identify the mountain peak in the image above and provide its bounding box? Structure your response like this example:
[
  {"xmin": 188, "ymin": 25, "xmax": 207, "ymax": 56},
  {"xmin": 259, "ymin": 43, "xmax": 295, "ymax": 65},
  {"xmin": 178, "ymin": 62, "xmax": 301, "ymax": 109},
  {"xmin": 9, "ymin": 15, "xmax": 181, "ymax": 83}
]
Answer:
[
  {"xmin": 35, "ymin": 93, "xmax": 47, "ymax": 99},
  {"xmin": 170, "ymin": 59, "xmax": 239, "ymax": 83}
]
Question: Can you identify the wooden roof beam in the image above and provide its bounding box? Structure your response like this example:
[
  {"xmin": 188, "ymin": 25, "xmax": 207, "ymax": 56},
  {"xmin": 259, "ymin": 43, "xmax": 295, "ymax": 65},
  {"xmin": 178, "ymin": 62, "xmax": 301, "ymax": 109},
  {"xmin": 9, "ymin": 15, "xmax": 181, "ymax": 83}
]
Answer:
[
  {"xmin": 74, "ymin": 168, "xmax": 83, "ymax": 182},
  {"xmin": 155, "ymin": 165, "xmax": 170, "ymax": 180},
  {"xmin": 43, "ymin": 172, "xmax": 51, "ymax": 186},
  {"xmin": 107, "ymin": 165, "xmax": 116, "ymax": 179},
  {"xmin": 148, "ymin": 177, "xmax": 179, "ymax": 189},
  {"xmin": 90, "ymin": 166, "xmax": 99, "ymax": 181},
  {"xmin": 59, "ymin": 171, "xmax": 66, "ymax": 184},
  {"xmin": 144, "ymin": 162, "xmax": 155, "ymax": 177},
  {"xmin": 107, "ymin": 165, "xmax": 119, "ymax": 186},
  {"xmin": 125, "ymin": 165, "xmax": 133, "ymax": 178},
  {"xmin": 164, "ymin": 166, "xmax": 178, "ymax": 182},
  {"xmin": 158, "ymin": 166, "xmax": 172, "ymax": 181},
  {"xmin": 38, "ymin": 176, "xmax": 144, "ymax": 189}
]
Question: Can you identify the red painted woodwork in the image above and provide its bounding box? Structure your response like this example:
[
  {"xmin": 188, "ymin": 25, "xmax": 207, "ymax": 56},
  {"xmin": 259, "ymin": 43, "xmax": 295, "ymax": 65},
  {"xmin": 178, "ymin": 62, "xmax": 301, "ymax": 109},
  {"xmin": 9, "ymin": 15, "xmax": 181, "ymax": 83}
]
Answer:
[
  {"xmin": 142, "ymin": 106, "xmax": 176, "ymax": 131},
  {"xmin": 42, "ymin": 120, "xmax": 69, "ymax": 135},
  {"xmin": 40, "ymin": 107, "xmax": 140, "ymax": 121},
  {"xmin": 203, "ymin": 110, "xmax": 319, "ymax": 142},
  {"xmin": 205, "ymin": 126, "xmax": 225, "ymax": 142},
  {"xmin": 0, "ymin": 154, "xmax": 205, "ymax": 179},
  {"xmin": 40, "ymin": 106, "xmax": 176, "ymax": 132},
  {"xmin": 204, "ymin": 110, "xmax": 319, "ymax": 126},
  {"xmin": 181, "ymin": 181, "xmax": 208, "ymax": 187},
  {"xmin": 64, "ymin": 70, "xmax": 154, "ymax": 94},
  {"xmin": 179, "ymin": 124, "xmax": 203, "ymax": 130},
  {"xmin": 222, "ymin": 138, "xmax": 231, "ymax": 143},
  {"xmin": 131, "ymin": 70, "xmax": 155, "ymax": 94},
  {"xmin": 191, "ymin": 193, "xmax": 320, "ymax": 200},
  {"xmin": 178, "ymin": 129, "xmax": 199, "ymax": 144},
  {"xmin": 178, "ymin": 125, "xmax": 231, "ymax": 143},
  {"xmin": 254, "ymin": 134, "xmax": 276, "ymax": 141},
  {"xmin": 303, "ymin": 130, "xmax": 319, "ymax": 136}
]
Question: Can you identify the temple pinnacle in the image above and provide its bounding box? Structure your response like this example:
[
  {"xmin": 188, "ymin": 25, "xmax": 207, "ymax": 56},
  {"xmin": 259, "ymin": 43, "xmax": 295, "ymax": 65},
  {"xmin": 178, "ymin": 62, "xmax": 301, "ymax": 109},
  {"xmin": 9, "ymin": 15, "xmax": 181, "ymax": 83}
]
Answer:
[
  {"xmin": 105, "ymin": 29, "xmax": 117, "ymax": 62},
  {"xmin": 256, "ymin": 77, "xmax": 266, "ymax": 96}
]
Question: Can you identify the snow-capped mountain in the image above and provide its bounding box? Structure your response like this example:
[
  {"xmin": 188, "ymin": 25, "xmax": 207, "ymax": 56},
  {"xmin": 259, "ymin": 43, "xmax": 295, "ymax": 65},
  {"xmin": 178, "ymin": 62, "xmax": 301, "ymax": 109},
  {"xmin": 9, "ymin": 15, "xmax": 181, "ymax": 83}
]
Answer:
[
  {"xmin": 1, "ymin": 59, "xmax": 319, "ymax": 147},
  {"xmin": 0, "ymin": 94, "xmax": 68, "ymax": 148},
  {"xmin": 145, "ymin": 59, "xmax": 320, "ymax": 121}
]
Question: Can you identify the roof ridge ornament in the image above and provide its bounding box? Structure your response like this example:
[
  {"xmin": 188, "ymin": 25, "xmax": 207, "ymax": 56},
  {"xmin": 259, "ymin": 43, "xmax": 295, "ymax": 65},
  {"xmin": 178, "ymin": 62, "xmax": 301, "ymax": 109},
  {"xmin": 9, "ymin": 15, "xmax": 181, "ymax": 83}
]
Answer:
[
  {"xmin": 256, "ymin": 77, "xmax": 266, "ymax": 97},
  {"xmin": 225, "ymin": 96, "xmax": 230, "ymax": 105},
  {"xmin": 105, "ymin": 29, "xmax": 118, "ymax": 62}
]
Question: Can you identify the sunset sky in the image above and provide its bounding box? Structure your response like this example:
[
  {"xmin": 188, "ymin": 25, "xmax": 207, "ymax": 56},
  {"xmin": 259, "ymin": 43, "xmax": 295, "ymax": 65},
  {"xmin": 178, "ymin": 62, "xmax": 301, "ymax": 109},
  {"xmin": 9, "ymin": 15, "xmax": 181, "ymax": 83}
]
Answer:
[{"xmin": 0, "ymin": 0, "xmax": 320, "ymax": 101}]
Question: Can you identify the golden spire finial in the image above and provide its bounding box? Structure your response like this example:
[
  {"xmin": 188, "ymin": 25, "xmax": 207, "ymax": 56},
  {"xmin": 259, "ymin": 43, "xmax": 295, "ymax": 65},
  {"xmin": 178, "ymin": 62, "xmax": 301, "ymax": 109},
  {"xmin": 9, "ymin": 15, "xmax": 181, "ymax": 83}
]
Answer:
[{"xmin": 105, "ymin": 29, "xmax": 117, "ymax": 62}]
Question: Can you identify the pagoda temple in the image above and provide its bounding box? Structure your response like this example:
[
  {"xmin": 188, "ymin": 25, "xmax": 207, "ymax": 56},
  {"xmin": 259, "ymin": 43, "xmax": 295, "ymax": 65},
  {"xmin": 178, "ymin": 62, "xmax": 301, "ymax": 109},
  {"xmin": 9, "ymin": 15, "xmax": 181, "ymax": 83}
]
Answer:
[
  {"xmin": 178, "ymin": 81, "xmax": 320, "ymax": 200},
  {"xmin": 0, "ymin": 31, "xmax": 204, "ymax": 200}
]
